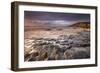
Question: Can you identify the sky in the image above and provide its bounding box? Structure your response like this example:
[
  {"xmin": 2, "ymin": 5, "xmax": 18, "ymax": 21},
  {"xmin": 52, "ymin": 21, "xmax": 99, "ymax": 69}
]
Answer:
[{"xmin": 24, "ymin": 11, "xmax": 90, "ymax": 27}]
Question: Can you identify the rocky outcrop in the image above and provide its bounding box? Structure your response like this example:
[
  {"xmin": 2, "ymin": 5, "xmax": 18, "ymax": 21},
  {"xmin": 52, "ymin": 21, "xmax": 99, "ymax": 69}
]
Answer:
[{"xmin": 24, "ymin": 31, "xmax": 90, "ymax": 61}]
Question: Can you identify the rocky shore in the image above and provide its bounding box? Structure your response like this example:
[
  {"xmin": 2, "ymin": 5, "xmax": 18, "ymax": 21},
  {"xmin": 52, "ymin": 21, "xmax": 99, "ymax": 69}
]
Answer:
[{"xmin": 24, "ymin": 31, "xmax": 90, "ymax": 61}]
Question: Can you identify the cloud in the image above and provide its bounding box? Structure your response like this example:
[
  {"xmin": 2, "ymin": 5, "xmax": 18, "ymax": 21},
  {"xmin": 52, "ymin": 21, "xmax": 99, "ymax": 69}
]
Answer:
[{"xmin": 31, "ymin": 20, "xmax": 76, "ymax": 26}]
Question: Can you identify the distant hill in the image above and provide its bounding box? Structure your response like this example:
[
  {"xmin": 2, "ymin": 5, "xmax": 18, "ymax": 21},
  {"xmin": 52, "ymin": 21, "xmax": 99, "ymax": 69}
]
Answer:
[
  {"xmin": 25, "ymin": 22, "xmax": 90, "ymax": 31},
  {"xmin": 69, "ymin": 22, "xmax": 90, "ymax": 28}
]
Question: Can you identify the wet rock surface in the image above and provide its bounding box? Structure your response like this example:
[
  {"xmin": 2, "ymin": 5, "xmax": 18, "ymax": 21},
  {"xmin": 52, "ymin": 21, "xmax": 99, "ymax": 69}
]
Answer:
[{"xmin": 24, "ymin": 31, "xmax": 90, "ymax": 61}]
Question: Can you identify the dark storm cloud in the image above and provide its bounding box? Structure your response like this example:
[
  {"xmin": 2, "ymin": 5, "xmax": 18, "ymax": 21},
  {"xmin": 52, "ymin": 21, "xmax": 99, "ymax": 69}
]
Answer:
[
  {"xmin": 24, "ymin": 11, "xmax": 90, "ymax": 26},
  {"xmin": 25, "ymin": 11, "xmax": 90, "ymax": 21}
]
